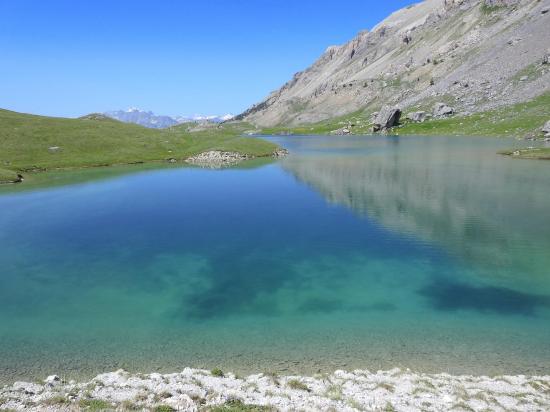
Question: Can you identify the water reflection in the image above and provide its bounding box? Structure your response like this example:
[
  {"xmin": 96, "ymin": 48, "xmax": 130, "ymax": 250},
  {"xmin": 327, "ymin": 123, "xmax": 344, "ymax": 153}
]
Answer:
[{"xmin": 280, "ymin": 136, "xmax": 550, "ymax": 290}]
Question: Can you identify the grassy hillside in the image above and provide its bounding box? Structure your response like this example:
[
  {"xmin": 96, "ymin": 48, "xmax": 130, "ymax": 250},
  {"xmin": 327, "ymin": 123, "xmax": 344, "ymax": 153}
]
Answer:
[
  {"xmin": 259, "ymin": 93, "xmax": 550, "ymax": 139},
  {"xmin": 0, "ymin": 109, "xmax": 278, "ymax": 180},
  {"xmin": 397, "ymin": 94, "xmax": 550, "ymax": 138}
]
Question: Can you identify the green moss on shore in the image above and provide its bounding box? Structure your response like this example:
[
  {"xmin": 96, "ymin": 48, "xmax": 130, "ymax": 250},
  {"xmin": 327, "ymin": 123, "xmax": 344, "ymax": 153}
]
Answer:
[
  {"xmin": 0, "ymin": 168, "xmax": 20, "ymax": 184},
  {"xmin": 498, "ymin": 147, "xmax": 550, "ymax": 160}
]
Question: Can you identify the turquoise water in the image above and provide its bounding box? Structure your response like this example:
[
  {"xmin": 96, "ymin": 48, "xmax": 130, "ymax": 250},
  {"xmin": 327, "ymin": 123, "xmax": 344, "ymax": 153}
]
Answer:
[{"xmin": 0, "ymin": 135, "xmax": 549, "ymax": 383}]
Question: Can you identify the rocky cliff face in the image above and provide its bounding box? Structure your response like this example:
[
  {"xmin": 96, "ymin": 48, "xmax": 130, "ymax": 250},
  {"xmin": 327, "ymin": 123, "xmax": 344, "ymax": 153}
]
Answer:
[{"xmin": 239, "ymin": 0, "xmax": 550, "ymax": 127}]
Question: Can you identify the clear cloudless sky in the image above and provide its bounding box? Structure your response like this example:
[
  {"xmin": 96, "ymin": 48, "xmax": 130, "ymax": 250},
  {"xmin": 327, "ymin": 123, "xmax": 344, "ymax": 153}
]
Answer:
[{"xmin": 0, "ymin": 0, "xmax": 417, "ymax": 118}]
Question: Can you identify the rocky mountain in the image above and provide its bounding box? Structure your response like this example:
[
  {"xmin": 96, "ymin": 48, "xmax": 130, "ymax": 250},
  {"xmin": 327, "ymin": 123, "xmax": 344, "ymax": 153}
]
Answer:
[
  {"xmin": 104, "ymin": 108, "xmax": 234, "ymax": 129},
  {"xmin": 238, "ymin": 0, "xmax": 550, "ymax": 127}
]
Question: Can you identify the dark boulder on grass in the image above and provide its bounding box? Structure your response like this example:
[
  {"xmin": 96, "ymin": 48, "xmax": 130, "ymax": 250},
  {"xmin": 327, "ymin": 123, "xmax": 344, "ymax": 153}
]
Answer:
[{"xmin": 372, "ymin": 106, "xmax": 401, "ymax": 131}]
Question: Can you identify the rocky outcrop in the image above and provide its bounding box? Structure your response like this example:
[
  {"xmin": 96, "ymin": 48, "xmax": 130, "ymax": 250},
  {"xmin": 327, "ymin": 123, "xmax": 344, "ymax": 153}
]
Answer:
[
  {"xmin": 185, "ymin": 149, "xmax": 288, "ymax": 168},
  {"xmin": 272, "ymin": 148, "xmax": 290, "ymax": 157},
  {"xmin": 433, "ymin": 103, "xmax": 455, "ymax": 117},
  {"xmin": 542, "ymin": 120, "xmax": 550, "ymax": 136},
  {"xmin": 330, "ymin": 127, "xmax": 352, "ymax": 135},
  {"xmin": 185, "ymin": 151, "xmax": 251, "ymax": 168},
  {"xmin": 373, "ymin": 106, "xmax": 401, "ymax": 131},
  {"xmin": 240, "ymin": 0, "xmax": 550, "ymax": 127}
]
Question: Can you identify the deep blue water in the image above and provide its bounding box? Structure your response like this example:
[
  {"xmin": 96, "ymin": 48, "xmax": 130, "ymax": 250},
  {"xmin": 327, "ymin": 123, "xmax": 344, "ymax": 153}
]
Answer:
[{"xmin": 0, "ymin": 135, "xmax": 549, "ymax": 383}]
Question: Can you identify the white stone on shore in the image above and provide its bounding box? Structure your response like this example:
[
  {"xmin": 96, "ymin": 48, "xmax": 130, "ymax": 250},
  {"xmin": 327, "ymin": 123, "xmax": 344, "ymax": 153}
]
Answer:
[
  {"xmin": 44, "ymin": 375, "xmax": 61, "ymax": 386},
  {"xmin": 185, "ymin": 149, "xmax": 288, "ymax": 168},
  {"xmin": 1, "ymin": 368, "xmax": 549, "ymax": 411}
]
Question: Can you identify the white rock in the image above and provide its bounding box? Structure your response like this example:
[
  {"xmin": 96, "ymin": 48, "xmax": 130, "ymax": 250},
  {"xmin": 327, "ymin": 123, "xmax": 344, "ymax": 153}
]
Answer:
[{"xmin": 44, "ymin": 375, "xmax": 60, "ymax": 385}]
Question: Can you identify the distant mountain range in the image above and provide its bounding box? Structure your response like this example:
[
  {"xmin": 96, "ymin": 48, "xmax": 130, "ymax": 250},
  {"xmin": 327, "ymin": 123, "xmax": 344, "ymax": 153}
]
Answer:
[{"xmin": 104, "ymin": 108, "xmax": 234, "ymax": 129}]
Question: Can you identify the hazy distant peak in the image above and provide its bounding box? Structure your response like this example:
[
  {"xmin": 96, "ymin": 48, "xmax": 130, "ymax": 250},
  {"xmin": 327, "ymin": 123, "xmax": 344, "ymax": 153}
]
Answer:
[{"xmin": 104, "ymin": 109, "xmax": 235, "ymax": 129}]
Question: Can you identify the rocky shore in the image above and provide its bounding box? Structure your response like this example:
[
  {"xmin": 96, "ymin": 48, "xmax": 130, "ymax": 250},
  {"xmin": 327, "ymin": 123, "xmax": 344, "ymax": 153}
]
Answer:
[
  {"xmin": 185, "ymin": 149, "xmax": 288, "ymax": 168},
  {"xmin": 1, "ymin": 368, "xmax": 548, "ymax": 411}
]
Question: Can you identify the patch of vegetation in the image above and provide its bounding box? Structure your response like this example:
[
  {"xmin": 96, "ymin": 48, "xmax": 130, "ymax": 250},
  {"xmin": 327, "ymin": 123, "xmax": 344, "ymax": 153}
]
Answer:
[
  {"xmin": 498, "ymin": 147, "xmax": 550, "ymax": 160},
  {"xmin": 0, "ymin": 109, "xmax": 280, "ymax": 183},
  {"xmin": 78, "ymin": 398, "xmax": 113, "ymax": 411},
  {"xmin": 260, "ymin": 108, "xmax": 375, "ymax": 136},
  {"xmin": 204, "ymin": 399, "xmax": 276, "ymax": 412},
  {"xmin": 347, "ymin": 398, "xmax": 366, "ymax": 411},
  {"xmin": 450, "ymin": 401, "xmax": 476, "ymax": 412},
  {"xmin": 43, "ymin": 395, "xmax": 70, "ymax": 406},
  {"xmin": 121, "ymin": 400, "xmax": 142, "ymax": 410},
  {"xmin": 0, "ymin": 168, "xmax": 20, "ymax": 184},
  {"xmin": 480, "ymin": 3, "xmax": 505, "ymax": 14},
  {"xmin": 262, "ymin": 371, "xmax": 280, "ymax": 386},
  {"xmin": 154, "ymin": 405, "xmax": 176, "ymax": 412},
  {"xmin": 376, "ymin": 382, "xmax": 396, "ymax": 393},
  {"xmin": 383, "ymin": 402, "xmax": 397, "ymax": 412},
  {"xmin": 211, "ymin": 368, "xmax": 225, "ymax": 377},
  {"xmin": 325, "ymin": 384, "xmax": 343, "ymax": 400},
  {"xmin": 287, "ymin": 379, "xmax": 310, "ymax": 391},
  {"xmin": 510, "ymin": 63, "xmax": 542, "ymax": 84}
]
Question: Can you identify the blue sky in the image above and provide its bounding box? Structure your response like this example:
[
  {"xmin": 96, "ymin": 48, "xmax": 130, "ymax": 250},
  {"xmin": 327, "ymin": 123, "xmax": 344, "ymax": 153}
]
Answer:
[{"xmin": 0, "ymin": 0, "xmax": 417, "ymax": 118}]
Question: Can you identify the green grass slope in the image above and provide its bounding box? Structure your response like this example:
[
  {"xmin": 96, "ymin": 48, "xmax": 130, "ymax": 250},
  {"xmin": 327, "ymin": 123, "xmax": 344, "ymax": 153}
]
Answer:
[
  {"xmin": 397, "ymin": 94, "xmax": 550, "ymax": 138},
  {"xmin": 0, "ymin": 109, "xmax": 279, "ymax": 178},
  {"xmin": 259, "ymin": 93, "xmax": 550, "ymax": 139}
]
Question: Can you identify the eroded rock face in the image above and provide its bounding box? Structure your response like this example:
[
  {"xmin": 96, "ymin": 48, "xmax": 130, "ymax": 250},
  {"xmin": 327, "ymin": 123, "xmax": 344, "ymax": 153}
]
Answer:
[
  {"xmin": 239, "ymin": 0, "xmax": 550, "ymax": 127},
  {"xmin": 433, "ymin": 103, "xmax": 455, "ymax": 117},
  {"xmin": 373, "ymin": 106, "xmax": 401, "ymax": 131}
]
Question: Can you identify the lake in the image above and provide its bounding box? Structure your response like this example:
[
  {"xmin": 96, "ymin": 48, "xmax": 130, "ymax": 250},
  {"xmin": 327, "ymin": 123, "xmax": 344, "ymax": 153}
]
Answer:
[{"xmin": 0, "ymin": 135, "xmax": 549, "ymax": 384}]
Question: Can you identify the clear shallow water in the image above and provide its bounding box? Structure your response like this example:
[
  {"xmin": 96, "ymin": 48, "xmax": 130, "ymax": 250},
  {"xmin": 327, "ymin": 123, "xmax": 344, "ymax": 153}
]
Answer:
[{"xmin": 0, "ymin": 135, "xmax": 549, "ymax": 383}]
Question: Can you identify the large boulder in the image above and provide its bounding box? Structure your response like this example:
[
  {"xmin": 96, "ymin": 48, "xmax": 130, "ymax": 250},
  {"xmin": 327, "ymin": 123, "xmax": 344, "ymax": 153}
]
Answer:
[
  {"xmin": 406, "ymin": 111, "xmax": 427, "ymax": 123},
  {"xmin": 373, "ymin": 106, "xmax": 401, "ymax": 131},
  {"xmin": 542, "ymin": 120, "xmax": 550, "ymax": 136},
  {"xmin": 433, "ymin": 103, "xmax": 454, "ymax": 117}
]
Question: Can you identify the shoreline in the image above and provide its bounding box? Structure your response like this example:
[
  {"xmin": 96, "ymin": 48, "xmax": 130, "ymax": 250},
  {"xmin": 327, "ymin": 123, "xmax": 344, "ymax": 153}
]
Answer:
[
  {"xmin": 1, "ymin": 368, "xmax": 548, "ymax": 411},
  {"xmin": 0, "ymin": 149, "xmax": 289, "ymax": 187}
]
